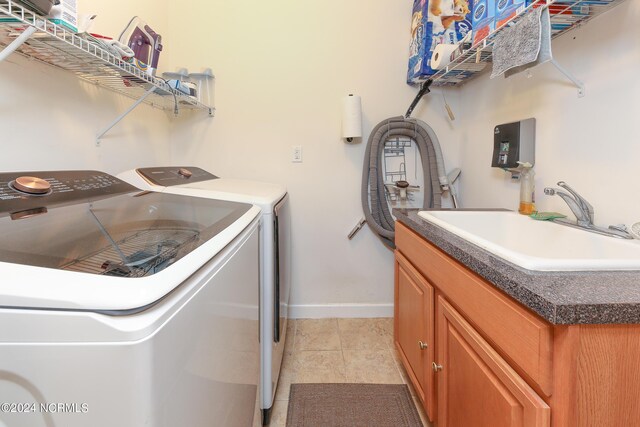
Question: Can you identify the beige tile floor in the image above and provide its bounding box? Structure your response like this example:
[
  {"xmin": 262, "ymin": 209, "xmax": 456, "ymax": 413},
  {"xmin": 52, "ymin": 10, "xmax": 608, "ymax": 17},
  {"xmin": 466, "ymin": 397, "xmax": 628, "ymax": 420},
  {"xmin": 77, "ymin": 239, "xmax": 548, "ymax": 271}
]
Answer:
[{"xmin": 267, "ymin": 318, "xmax": 433, "ymax": 427}]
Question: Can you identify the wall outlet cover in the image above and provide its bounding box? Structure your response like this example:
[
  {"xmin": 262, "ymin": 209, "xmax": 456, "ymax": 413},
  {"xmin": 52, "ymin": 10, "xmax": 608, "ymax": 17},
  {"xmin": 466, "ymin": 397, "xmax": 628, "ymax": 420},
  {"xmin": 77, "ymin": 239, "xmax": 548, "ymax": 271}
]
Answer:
[{"xmin": 292, "ymin": 145, "xmax": 302, "ymax": 163}]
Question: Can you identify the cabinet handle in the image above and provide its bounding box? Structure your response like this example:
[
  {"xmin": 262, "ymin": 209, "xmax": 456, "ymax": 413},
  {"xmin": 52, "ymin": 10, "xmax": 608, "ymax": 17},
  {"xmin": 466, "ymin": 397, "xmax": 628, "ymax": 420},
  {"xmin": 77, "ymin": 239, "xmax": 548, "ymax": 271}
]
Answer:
[
  {"xmin": 432, "ymin": 362, "xmax": 443, "ymax": 373},
  {"xmin": 418, "ymin": 340, "xmax": 428, "ymax": 350}
]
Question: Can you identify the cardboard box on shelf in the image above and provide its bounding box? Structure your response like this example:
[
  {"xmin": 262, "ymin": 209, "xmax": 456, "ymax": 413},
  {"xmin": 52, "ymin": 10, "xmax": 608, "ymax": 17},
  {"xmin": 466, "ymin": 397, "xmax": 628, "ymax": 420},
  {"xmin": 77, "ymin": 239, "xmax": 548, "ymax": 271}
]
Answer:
[
  {"xmin": 407, "ymin": 0, "xmax": 474, "ymax": 84},
  {"xmin": 471, "ymin": 0, "xmax": 495, "ymax": 44}
]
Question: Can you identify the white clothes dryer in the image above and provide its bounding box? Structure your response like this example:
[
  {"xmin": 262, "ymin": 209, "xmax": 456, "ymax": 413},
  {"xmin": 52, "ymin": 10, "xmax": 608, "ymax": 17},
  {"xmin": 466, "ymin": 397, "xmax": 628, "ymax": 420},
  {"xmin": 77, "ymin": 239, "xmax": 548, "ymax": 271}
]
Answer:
[
  {"xmin": 0, "ymin": 170, "xmax": 262, "ymax": 427},
  {"xmin": 118, "ymin": 166, "xmax": 291, "ymax": 424}
]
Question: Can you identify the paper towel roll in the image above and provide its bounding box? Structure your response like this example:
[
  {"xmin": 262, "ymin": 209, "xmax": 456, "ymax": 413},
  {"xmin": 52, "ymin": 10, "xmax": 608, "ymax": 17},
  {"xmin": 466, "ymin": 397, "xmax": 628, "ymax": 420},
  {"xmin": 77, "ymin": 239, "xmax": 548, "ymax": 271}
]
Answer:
[
  {"xmin": 342, "ymin": 94, "xmax": 362, "ymax": 141},
  {"xmin": 430, "ymin": 44, "xmax": 460, "ymax": 70}
]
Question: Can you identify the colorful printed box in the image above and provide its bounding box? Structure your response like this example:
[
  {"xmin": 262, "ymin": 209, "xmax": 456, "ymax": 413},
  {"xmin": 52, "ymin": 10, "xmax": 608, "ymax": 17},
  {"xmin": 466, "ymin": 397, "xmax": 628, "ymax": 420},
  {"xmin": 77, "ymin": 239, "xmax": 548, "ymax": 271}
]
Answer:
[
  {"xmin": 496, "ymin": 0, "xmax": 527, "ymax": 28},
  {"xmin": 471, "ymin": 0, "xmax": 495, "ymax": 45},
  {"xmin": 407, "ymin": 0, "xmax": 474, "ymax": 84}
]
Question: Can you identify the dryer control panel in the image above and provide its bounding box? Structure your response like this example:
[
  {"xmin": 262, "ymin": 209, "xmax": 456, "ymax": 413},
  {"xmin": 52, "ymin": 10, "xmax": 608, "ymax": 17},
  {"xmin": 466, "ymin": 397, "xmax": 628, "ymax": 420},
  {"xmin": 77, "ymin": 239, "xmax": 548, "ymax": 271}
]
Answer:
[
  {"xmin": 0, "ymin": 171, "xmax": 138, "ymax": 215},
  {"xmin": 137, "ymin": 167, "xmax": 218, "ymax": 187}
]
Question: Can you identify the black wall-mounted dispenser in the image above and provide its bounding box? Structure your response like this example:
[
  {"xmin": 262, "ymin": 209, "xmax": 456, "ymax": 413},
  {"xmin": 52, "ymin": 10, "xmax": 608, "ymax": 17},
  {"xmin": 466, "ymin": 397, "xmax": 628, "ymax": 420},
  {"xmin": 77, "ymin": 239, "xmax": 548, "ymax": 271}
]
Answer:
[{"xmin": 491, "ymin": 118, "xmax": 536, "ymax": 170}]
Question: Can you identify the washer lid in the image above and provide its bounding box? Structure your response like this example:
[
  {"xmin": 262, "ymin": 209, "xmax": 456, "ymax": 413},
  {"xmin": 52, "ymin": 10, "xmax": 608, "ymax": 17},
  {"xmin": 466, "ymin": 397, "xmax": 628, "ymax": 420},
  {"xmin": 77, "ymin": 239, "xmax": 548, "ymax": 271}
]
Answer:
[
  {"xmin": 170, "ymin": 178, "xmax": 287, "ymax": 210},
  {"xmin": 0, "ymin": 171, "xmax": 259, "ymax": 312},
  {"xmin": 130, "ymin": 167, "xmax": 287, "ymax": 210},
  {"xmin": 137, "ymin": 166, "xmax": 219, "ymax": 186}
]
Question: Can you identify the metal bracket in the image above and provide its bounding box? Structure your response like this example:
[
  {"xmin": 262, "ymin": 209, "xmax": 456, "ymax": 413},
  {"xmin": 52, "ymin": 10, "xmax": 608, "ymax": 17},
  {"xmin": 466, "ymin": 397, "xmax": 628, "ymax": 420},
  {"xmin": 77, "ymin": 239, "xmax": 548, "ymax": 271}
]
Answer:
[
  {"xmin": 0, "ymin": 25, "xmax": 37, "ymax": 63},
  {"xmin": 96, "ymin": 86, "xmax": 157, "ymax": 144},
  {"xmin": 405, "ymin": 79, "xmax": 433, "ymax": 119},
  {"xmin": 347, "ymin": 217, "xmax": 367, "ymax": 240},
  {"xmin": 550, "ymin": 59, "xmax": 585, "ymax": 98}
]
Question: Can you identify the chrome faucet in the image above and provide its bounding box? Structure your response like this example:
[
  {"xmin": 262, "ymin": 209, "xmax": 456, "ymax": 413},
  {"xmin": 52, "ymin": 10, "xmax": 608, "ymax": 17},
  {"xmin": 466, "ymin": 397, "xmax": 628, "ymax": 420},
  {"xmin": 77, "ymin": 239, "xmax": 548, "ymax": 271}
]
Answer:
[
  {"xmin": 543, "ymin": 181, "xmax": 594, "ymax": 227},
  {"xmin": 543, "ymin": 181, "xmax": 633, "ymax": 239}
]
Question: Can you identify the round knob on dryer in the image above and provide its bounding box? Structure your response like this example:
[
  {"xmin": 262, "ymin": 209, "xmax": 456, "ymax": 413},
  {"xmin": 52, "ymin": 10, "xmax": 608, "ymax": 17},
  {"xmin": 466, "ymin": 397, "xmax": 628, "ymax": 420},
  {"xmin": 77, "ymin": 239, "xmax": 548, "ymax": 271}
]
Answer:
[
  {"xmin": 12, "ymin": 176, "xmax": 51, "ymax": 195},
  {"xmin": 178, "ymin": 168, "xmax": 192, "ymax": 178}
]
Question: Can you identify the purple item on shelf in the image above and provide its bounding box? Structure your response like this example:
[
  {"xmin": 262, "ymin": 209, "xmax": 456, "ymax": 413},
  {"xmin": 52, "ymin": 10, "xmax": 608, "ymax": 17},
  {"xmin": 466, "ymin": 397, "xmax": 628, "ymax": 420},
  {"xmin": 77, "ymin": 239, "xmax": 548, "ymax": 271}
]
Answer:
[{"xmin": 119, "ymin": 17, "xmax": 163, "ymax": 76}]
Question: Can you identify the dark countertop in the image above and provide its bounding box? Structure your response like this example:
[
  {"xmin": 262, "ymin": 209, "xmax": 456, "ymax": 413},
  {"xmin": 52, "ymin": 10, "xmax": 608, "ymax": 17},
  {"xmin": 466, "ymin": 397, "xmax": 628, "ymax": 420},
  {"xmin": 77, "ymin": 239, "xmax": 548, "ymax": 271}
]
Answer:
[{"xmin": 394, "ymin": 208, "xmax": 640, "ymax": 325}]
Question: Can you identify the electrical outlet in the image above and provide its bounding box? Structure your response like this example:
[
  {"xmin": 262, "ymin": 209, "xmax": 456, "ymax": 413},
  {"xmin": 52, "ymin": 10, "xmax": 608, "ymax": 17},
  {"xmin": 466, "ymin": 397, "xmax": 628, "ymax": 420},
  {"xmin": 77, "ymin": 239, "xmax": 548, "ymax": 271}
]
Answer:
[{"xmin": 292, "ymin": 145, "xmax": 302, "ymax": 163}]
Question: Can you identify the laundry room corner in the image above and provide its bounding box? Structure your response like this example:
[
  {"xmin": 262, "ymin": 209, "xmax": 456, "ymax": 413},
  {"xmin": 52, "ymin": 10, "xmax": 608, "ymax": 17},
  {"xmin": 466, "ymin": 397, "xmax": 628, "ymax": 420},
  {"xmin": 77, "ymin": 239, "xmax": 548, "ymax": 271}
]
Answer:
[
  {"xmin": 164, "ymin": 0, "xmax": 464, "ymax": 319},
  {"xmin": 3, "ymin": 0, "xmax": 640, "ymax": 426}
]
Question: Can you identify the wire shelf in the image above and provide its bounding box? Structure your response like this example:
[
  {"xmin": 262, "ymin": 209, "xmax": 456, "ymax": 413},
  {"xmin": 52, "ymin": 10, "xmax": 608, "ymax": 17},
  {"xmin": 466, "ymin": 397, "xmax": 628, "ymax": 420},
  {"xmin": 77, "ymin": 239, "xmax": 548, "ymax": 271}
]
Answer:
[
  {"xmin": 429, "ymin": 0, "xmax": 627, "ymax": 87},
  {"xmin": 0, "ymin": 1, "xmax": 213, "ymax": 113}
]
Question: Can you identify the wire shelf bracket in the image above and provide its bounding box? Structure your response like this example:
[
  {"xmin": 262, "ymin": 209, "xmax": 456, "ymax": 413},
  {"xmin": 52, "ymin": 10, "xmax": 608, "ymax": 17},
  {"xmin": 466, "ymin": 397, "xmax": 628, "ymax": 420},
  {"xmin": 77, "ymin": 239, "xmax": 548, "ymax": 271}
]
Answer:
[
  {"xmin": 0, "ymin": 23, "xmax": 35, "ymax": 62},
  {"xmin": 96, "ymin": 86, "xmax": 158, "ymax": 145},
  {"xmin": 549, "ymin": 59, "xmax": 585, "ymax": 97}
]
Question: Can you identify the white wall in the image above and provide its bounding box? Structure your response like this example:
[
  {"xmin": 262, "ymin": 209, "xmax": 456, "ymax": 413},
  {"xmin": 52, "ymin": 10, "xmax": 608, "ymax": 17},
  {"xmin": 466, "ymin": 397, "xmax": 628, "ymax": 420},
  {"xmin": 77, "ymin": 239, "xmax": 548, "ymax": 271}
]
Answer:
[
  {"xmin": 456, "ymin": 0, "xmax": 640, "ymax": 226},
  {"xmin": 0, "ymin": 0, "xmax": 174, "ymax": 174},
  {"xmin": 167, "ymin": 1, "xmax": 463, "ymax": 317}
]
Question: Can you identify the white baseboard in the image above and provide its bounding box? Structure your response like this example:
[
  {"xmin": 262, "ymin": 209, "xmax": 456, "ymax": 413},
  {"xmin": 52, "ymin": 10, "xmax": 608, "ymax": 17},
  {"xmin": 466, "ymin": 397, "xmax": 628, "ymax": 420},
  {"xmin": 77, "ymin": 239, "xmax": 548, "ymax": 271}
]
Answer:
[{"xmin": 288, "ymin": 303, "xmax": 393, "ymax": 319}]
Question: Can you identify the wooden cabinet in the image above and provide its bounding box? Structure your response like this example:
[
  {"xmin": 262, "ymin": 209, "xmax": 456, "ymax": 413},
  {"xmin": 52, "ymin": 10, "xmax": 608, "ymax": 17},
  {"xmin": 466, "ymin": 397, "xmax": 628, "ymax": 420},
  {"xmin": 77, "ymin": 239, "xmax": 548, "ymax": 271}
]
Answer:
[
  {"xmin": 395, "ymin": 221, "xmax": 553, "ymax": 396},
  {"xmin": 394, "ymin": 252, "xmax": 436, "ymax": 420},
  {"xmin": 394, "ymin": 221, "xmax": 640, "ymax": 427},
  {"xmin": 436, "ymin": 295, "xmax": 550, "ymax": 427}
]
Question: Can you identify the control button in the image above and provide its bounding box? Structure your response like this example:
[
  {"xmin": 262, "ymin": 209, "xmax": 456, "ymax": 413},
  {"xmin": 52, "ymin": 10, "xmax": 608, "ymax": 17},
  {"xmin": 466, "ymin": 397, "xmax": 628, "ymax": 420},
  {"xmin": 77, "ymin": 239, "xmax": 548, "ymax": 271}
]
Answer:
[
  {"xmin": 12, "ymin": 176, "xmax": 51, "ymax": 195},
  {"xmin": 178, "ymin": 168, "xmax": 193, "ymax": 178}
]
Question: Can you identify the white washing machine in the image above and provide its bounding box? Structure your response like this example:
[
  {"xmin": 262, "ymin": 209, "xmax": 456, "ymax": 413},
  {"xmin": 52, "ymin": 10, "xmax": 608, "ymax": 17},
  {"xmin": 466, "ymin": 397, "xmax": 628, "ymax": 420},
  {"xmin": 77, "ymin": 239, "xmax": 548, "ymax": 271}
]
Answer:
[
  {"xmin": 118, "ymin": 167, "xmax": 290, "ymax": 424},
  {"xmin": 0, "ymin": 170, "xmax": 262, "ymax": 427}
]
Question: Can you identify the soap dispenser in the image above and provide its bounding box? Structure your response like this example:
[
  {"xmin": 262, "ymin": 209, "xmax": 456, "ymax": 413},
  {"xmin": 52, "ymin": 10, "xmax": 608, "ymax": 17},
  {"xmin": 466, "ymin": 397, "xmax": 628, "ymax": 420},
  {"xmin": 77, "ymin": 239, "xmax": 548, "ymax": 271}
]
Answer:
[{"xmin": 518, "ymin": 161, "xmax": 535, "ymax": 215}]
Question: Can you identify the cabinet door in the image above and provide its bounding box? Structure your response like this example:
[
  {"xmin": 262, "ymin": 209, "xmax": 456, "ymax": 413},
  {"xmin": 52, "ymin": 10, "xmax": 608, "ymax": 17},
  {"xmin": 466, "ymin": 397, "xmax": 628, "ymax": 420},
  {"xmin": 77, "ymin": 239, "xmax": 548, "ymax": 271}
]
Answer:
[
  {"xmin": 394, "ymin": 251, "xmax": 435, "ymax": 421},
  {"xmin": 436, "ymin": 296, "xmax": 550, "ymax": 427}
]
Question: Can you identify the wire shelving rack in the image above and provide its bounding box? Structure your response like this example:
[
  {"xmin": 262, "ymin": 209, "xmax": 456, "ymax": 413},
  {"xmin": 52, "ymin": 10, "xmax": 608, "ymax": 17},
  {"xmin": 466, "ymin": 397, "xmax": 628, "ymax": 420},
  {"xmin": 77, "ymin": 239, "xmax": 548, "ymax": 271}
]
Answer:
[
  {"xmin": 0, "ymin": 0, "xmax": 214, "ymax": 132},
  {"xmin": 425, "ymin": 0, "xmax": 627, "ymax": 91}
]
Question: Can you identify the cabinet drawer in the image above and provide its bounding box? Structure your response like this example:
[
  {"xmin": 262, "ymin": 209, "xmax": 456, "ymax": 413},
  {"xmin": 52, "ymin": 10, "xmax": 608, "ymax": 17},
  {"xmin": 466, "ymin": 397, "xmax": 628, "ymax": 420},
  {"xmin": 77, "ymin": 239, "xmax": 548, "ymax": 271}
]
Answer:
[{"xmin": 396, "ymin": 222, "xmax": 553, "ymax": 396}]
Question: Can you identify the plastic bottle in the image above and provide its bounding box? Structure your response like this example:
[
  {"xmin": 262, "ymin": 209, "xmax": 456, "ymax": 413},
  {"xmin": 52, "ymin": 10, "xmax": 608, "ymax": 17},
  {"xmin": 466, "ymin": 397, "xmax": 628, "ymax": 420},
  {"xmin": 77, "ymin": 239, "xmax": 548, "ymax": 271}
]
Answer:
[{"xmin": 518, "ymin": 162, "xmax": 535, "ymax": 215}]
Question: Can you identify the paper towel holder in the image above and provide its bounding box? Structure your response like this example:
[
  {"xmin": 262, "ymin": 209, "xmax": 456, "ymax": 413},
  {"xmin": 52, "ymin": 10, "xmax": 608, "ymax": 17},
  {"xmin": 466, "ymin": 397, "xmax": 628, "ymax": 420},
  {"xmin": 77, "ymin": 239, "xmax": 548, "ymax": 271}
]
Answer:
[{"xmin": 342, "ymin": 94, "xmax": 362, "ymax": 143}]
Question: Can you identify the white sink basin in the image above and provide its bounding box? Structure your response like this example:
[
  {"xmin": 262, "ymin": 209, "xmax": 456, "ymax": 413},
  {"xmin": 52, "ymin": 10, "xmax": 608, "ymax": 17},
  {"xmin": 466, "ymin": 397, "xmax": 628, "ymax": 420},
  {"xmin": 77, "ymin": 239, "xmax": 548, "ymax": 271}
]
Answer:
[{"xmin": 417, "ymin": 211, "xmax": 640, "ymax": 271}]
